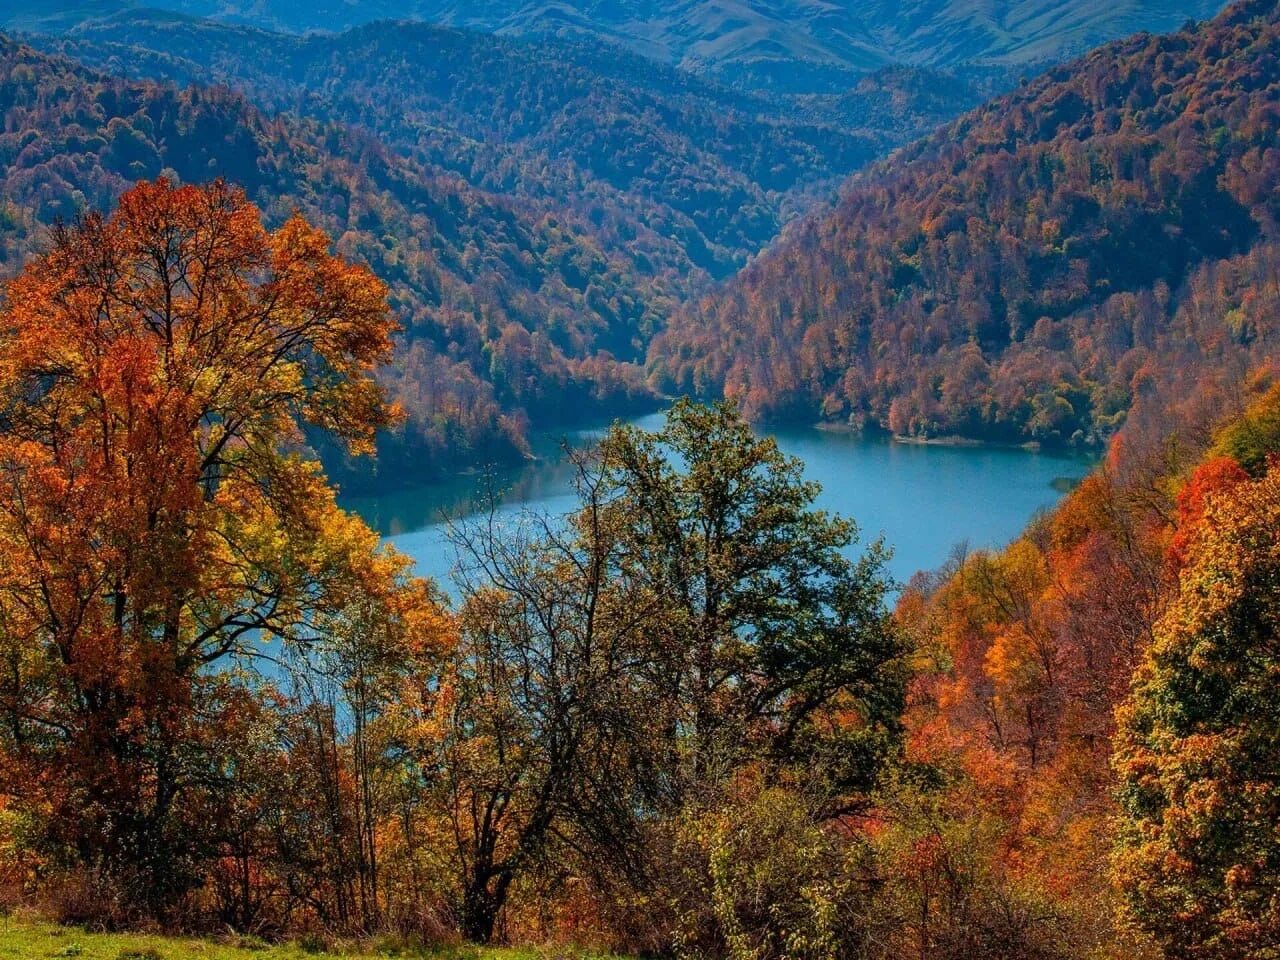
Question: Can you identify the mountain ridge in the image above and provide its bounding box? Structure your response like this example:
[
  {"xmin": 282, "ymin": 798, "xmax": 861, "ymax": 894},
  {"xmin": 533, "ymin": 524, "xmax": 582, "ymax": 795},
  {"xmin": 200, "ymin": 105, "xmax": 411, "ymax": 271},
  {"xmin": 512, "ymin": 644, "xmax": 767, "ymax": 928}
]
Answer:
[
  {"xmin": 650, "ymin": 0, "xmax": 1280, "ymax": 446},
  {"xmin": 1, "ymin": 0, "xmax": 1227, "ymax": 93}
]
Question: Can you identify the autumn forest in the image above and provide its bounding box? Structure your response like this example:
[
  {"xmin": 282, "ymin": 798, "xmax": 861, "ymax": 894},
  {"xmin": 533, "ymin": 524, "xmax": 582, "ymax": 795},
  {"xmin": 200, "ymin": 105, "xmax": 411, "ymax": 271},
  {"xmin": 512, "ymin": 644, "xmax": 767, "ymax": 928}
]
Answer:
[{"xmin": 0, "ymin": 1, "xmax": 1279, "ymax": 958}]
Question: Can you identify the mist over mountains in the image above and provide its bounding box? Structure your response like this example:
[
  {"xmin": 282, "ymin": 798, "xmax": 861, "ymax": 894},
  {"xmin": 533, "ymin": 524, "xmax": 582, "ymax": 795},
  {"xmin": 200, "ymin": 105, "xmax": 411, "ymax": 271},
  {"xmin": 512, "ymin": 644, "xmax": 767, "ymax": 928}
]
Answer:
[{"xmin": 3, "ymin": 0, "xmax": 1224, "ymax": 92}]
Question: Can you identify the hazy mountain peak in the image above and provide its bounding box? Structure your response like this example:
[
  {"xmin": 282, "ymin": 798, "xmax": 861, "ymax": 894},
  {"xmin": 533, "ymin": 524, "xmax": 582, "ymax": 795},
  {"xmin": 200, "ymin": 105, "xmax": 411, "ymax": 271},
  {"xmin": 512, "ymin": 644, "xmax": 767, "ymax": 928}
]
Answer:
[{"xmin": 2, "ymin": 0, "xmax": 1226, "ymax": 92}]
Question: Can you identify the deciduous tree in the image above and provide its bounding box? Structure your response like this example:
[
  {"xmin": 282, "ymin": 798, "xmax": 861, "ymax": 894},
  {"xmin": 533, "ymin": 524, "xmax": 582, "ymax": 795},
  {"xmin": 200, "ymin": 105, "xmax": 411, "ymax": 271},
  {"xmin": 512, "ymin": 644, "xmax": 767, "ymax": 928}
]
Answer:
[
  {"xmin": 0, "ymin": 178, "xmax": 420, "ymax": 916},
  {"xmin": 1114, "ymin": 466, "xmax": 1280, "ymax": 958},
  {"xmin": 598, "ymin": 399, "xmax": 903, "ymax": 802}
]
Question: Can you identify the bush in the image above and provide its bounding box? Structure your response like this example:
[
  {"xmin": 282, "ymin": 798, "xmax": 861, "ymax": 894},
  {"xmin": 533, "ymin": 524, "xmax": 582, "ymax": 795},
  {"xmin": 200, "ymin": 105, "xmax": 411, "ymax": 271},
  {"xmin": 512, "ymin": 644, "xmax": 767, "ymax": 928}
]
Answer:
[
  {"xmin": 867, "ymin": 778, "xmax": 1089, "ymax": 960},
  {"xmin": 656, "ymin": 784, "xmax": 874, "ymax": 960}
]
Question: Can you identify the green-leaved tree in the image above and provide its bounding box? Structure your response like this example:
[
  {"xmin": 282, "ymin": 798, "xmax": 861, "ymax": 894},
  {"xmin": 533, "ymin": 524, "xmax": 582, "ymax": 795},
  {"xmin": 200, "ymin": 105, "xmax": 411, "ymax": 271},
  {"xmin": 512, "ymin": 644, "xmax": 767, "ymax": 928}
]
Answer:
[{"xmin": 1114, "ymin": 465, "xmax": 1280, "ymax": 959}]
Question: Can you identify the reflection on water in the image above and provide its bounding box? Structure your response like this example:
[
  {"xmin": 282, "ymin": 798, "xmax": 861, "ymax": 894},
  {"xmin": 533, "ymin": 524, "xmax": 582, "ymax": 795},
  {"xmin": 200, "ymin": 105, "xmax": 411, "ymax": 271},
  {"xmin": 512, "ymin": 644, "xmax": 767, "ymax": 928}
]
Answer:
[
  {"xmin": 343, "ymin": 419, "xmax": 615, "ymax": 538},
  {"xmin": 342, "ymin": 412, "xmax": 1095, "ymax": 591},
  {"xmin": 347, "ymin": 456, "xmax": 581, "ymax": 538}
]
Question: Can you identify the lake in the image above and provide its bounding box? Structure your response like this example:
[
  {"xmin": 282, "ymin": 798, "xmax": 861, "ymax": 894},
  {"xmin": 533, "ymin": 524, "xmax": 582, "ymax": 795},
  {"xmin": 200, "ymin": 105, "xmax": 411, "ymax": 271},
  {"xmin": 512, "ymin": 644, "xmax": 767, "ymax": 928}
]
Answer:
[{"xmin": 342, "ymin": 413, "xmax": 1093, "ymax": 593}]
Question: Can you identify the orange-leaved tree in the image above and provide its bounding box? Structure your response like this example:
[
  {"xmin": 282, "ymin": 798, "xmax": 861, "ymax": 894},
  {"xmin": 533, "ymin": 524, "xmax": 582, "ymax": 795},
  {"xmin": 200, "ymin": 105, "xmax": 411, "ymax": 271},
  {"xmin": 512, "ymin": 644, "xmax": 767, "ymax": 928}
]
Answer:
[
  {"xmin": 0, "ymin": 179, "xmax": 422, "ymax": 916},
  {"xmin": 1113, "ymin": 464, "xmax": 1280, "ymax": 959}
]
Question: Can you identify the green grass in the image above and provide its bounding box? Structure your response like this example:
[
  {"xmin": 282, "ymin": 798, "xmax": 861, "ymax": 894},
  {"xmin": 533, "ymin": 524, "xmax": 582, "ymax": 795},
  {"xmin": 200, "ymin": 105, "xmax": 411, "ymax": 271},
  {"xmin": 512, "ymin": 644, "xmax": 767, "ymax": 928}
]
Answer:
[{"xmin": 0, "ymin": 916, "xmax": 605, "ymax": 960}]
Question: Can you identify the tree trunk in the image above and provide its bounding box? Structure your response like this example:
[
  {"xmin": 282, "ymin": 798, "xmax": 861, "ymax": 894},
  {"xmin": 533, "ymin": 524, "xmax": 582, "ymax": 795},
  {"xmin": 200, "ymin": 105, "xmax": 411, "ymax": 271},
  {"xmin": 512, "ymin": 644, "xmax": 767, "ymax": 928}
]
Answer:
[{"xmin": 459, "ymin": 871, "xmax": 510, "ymax": 943}]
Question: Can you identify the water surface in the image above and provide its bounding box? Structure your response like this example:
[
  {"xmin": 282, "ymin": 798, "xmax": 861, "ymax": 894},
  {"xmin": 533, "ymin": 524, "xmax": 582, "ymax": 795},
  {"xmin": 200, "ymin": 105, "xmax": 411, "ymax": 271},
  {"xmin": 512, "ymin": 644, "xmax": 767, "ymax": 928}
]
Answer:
[{"xmin": 344, "ymin": 413, "xmax": 1093, "ymax": 591}]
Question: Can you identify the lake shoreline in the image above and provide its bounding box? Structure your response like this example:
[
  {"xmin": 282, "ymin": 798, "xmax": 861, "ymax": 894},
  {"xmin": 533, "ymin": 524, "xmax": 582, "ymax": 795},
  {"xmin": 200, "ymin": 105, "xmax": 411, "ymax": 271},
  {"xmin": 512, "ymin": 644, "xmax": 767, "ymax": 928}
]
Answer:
[
  {"xmin": 812, "ymin": 420, "xmax": 1050, "ymax": 453},
  {"xmin": 355, "ymin": 412, "xmax": 1095, "ymax": 590}
]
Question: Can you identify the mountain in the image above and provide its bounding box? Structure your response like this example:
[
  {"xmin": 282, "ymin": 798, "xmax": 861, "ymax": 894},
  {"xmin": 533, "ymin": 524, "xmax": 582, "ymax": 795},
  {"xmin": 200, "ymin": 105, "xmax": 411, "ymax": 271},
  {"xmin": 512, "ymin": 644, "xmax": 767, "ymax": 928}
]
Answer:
[
  {"xmin": 0, "ymin": 15, "xmax": 999, "ymax": 484},
  {"xmin": 27, "ymin": 11, "xmax": 938, "ymax": 279},
  {"xmin": 1, "ymin": 0, "xmax": 1226, "ymax": 93},
  {"xmin": 649, "ymin": 0, "xmax": 1280, "ymax": 447},
  {"xmin": 0, "ymin": 34, "xmax": 686, "ymax": 484},
  {"xmin": 1, "ymin": 1, "xmax": 1246, "ymax": 482},
  {"xmin": 0, "ymin": 17, "xmax": 998, "ymax": 485}
]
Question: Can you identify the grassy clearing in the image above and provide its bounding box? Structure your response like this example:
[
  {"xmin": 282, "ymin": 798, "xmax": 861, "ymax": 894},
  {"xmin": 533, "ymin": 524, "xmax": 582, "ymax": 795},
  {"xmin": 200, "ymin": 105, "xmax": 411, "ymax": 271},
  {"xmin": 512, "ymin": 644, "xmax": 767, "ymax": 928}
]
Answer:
[{"xmin": 0, "ymin": 917, "xmax": 608, "ymax": 960}]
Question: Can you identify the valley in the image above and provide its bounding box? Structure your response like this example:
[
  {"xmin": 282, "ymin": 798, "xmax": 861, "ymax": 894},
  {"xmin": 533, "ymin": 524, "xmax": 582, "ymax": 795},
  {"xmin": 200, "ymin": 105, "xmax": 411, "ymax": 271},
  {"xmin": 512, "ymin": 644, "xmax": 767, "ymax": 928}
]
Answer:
[
  {"xmin": 1, "ymin": 0, "xmax": 1245, "ymax": 489},
  {"xmin": 343, "ymin": 410, "xmax": 1094, "ymax": 591},
  {"xmin": 2, "ymin": 2, "xmax": 1280, "ymax": 958},
  {"xmin": 0, "ymin": 15, "xmax": 1013, "ymax": 488}
]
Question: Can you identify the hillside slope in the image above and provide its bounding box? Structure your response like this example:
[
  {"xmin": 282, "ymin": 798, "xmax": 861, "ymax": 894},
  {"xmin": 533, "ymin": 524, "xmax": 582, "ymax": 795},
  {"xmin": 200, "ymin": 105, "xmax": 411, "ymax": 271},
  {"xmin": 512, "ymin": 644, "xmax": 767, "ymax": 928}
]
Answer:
[
  {"xmin": 31, "ymin": 12, "xmax": 933, "ymax": 279},
  {"xmin": 0, "ymin": 35, "xmax": 679, "ymax": 483},
  {"xmin": 651, "ymin": 0, "xmax": 1280, "ymax": 446}
]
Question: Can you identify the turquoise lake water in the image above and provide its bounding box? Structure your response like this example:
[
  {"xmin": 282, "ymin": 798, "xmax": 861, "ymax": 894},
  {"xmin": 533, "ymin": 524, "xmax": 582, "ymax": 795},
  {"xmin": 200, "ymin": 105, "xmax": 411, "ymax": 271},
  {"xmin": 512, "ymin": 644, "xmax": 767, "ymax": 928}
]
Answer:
[{"xmin": 343, "ymin": 413, "xmax": 1093, "ymax": 593}]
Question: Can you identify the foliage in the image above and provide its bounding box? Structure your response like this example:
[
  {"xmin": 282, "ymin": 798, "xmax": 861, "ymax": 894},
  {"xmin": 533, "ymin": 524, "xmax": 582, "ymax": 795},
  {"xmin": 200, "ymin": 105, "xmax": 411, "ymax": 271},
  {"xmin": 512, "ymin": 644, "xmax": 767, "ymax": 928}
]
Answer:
[
  {"xmin": 668, "ymin": 786, "xmax": 874, "ymax": 960},
  {"xmin": 425, "ymin": 476, "xmax": 657, "ymax": 943},
  {"xmin": 1113, "ymin": 464, "xmax": 1280, "ymax": 959},
  {"xmin": 1165, "ymin": 456, "xmax": 1250, "ymax": 572},
  {"xmin": 652, "ymin": 0, "xmax": 1280, "ymax": 447},
  {"xmin": 866, "ymin": 775, "xmax": 1091, "ymax": 960},
  {"xmin": 0, "ymin": 35, "xmax": 664, "ymax": 483},
  {"xmin": 877, "ymin": 305, "xmax": 1280, "ymax": 960},
  {"xmin": 30, "ymin": 15, "xmax": 893, "ymax": 280},
  {"xmin": 595, "ymin": 399, "xmax": 904, "ymax": 799},
  {"xmin": 1208, "ymin": 382, "xmax": 1280, "ymax": 475},
  {"xmin": 426, "ymin": 400, "xmax": 903, "ymax": 945},
  {"xmin": 0, "ymin": 179, "xmax": 443, "ymax": 919}
]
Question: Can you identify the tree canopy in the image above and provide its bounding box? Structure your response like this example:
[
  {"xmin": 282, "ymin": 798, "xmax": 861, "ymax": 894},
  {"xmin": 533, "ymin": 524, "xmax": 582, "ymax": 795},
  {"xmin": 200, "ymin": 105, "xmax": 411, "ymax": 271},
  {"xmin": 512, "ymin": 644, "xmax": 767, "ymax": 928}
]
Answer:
[
  {"xmin": 0, "ymin": 178, "xmax": 441, "ymax": 912},
  {"xmin": 1114, "ymin": 465, "xmax": 1280, "ymax": 958}
]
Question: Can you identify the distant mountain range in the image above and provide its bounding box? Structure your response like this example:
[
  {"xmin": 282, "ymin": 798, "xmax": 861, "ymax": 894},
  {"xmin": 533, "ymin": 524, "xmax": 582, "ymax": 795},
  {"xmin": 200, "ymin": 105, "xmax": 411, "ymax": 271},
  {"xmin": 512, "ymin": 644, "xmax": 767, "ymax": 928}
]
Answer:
[{"xmin": 1, "ymin": 0, "xmax": 1225, "ymax": 92}]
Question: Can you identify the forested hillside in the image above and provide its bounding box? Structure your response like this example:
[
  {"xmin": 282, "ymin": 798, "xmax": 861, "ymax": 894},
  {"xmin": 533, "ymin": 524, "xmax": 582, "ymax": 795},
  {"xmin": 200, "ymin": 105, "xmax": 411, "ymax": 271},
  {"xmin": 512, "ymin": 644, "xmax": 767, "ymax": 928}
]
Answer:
[
  {"xmin": 886, "ymin": 348, "xmax": 1280, "ymax": 958},
  {"xmin": 29, "ymin": 12, "xmax": 912, "ymax": 278},
  {"xmin": 2, "ymin": 18, "xmax": 1024, "ymax": 487},
  {"xmin": 5, "ymin": 3, "xmax": 1246, "ymax": 481},
  {"xmin": 652, "ymin": 0, "xmax": 1280, "ymax": 447},
  {"xmin": 0, "ymin": 36, "xmax": 683, "ymax": 482}
]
